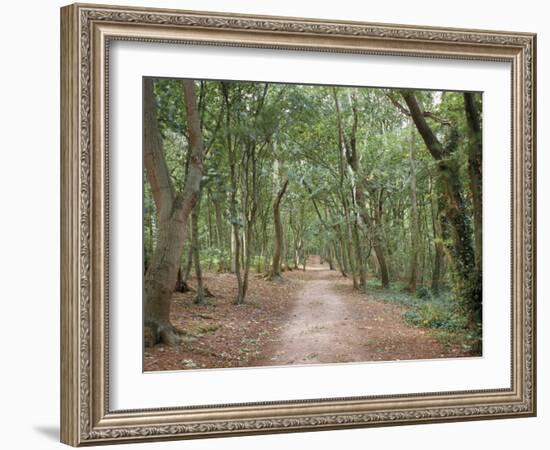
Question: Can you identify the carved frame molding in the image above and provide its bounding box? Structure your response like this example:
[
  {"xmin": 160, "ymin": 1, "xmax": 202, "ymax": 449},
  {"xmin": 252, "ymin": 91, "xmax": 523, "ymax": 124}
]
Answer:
[{"xmin": 61, "ymin": 3, "xmax": 536, "ymax": 446}]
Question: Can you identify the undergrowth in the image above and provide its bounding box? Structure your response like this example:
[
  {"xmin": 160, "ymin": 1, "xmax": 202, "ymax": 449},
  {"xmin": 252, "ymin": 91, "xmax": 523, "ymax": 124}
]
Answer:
[{"xmin": 366, "ymin": 280, "xmax": 479, "ymax": 352}]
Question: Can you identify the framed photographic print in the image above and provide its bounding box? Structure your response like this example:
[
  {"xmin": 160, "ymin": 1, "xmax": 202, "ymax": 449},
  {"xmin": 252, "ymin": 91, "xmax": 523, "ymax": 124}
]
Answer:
[{"xmin": 60, "ymin": 3, "xmax": 536, "ymax": 446}]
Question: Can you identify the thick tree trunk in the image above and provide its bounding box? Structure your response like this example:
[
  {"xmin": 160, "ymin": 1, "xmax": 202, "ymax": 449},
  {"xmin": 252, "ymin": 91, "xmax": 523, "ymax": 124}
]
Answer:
[
  {"xmin": 373, "ymin": 243, "xmax": 389, "ymax": 288},
  {"xmin": 175, "ymin": 245, "xmax": 193, "ymax": 293},
  {"xmin": 402, "ymin": 91, "xmax": 481, "ymax": 337},
  {"xmin": 326, "ymin": 246, "xmax": 335, "ymax": 270},
  {"xmin": 464, "ymin": 92, "xmax": 483, "ymax": 273},
  {"xmin": 143, "ymin": 78, "xmax": 204, "ymax": 346}
]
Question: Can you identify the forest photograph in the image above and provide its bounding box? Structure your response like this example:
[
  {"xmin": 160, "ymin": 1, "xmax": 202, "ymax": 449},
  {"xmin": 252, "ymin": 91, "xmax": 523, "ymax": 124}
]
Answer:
[{"xmin": 142, "ymin": 76, "xmax": 483, "ymax": 372}]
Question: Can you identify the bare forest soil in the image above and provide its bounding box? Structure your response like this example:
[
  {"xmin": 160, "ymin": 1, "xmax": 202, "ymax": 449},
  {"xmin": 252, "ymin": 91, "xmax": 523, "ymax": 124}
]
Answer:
[{"xmin": 144, "ymin": 258, "xmax": 476, "ymax": 372}]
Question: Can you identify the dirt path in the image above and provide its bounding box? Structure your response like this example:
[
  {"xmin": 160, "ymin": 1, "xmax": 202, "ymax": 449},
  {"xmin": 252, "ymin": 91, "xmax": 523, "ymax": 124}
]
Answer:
[
  {"xmin": 251, "ymin": 264, "xmax": 359, "ymax": 365},
  {"xmin": 145, "ymin": 257, "xmax": 472, "ymax": 371},
  {"xmin": 250, "ymin": 258, "xmax": 468, "ymax": 366}
]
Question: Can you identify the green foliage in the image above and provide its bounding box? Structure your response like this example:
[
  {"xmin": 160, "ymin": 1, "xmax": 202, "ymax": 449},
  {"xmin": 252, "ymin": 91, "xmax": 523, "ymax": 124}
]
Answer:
[
  {"xmin": 144, "ymin": 77, "xmax": 480, "ymax": 350},
  {"xmin": 368, "ymin": 281, "xmax": 474, "ymax": 349},
  {"xmin": 416, "ymin": 285, "xmax": 432, "ymax": 300},
  {"xmin": 200, "ymin": 247, "xmax": 231, "ymax": 271},
  {"xmin": 402, "ymin": 300, "xmax": 467, "ymax": 331}
]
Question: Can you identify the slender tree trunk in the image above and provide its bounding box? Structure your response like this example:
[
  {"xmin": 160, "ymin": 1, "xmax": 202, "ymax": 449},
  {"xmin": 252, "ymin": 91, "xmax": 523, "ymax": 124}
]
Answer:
[
  {"xmin": 214, "ymin": 199, "xmax": 224, "ymax": 247},
  {"xmin": 221, "ymin": 82, "xmax": 245, "ymax": 302},
  {"xmin": 240, "ymin": 194, "xmax": 257, "ymax": 302},
  {"xmin": 231, "ymin": 221, "xmax": 243, "ymax": 299},
  {"xmin": 406, "ymin": 120, "xmax": 420, "ymax": 292},
  {"xmin": 372, "ymin": 191, "xmax": 390, "ymax": 288},
  {"xmin": 143, "ymin": 78, "xmax": 204, "ymax": 346},
  {"xmin": 213, "ymin": 201, "xmax": 226, "ymax": 272},
  {"xmin": 270, "ymin": 177, "xmax": 289, "ymax": 279},
  {"xmin": 429, "ymin": 177, "xmax": 445, "ymax": 294},
  {"xmin": 342, "ymin": 200, "xmax": 359, "ymax": 290},
  {"xmin": 205, "ymin": 190, "xmax": 213, "ymax": 250},
  {"xmin": 352, "ymin": 219, "xmax": 367, "ymax": 292},
  {"xmin": 191, "ymin": 190, "xmax": 205, "ymax": 304},
  {"xmin": 230, "ymin": 227, "xmax": 237, "ymax": 273},
  {"xmin": 281, "ymin": 214, "xmax": 289, "ymax": 272},
  {"xmin": 229, "ymin": 168, "xmax": 243, "ymax": 303},
  {"xmin": 338, "ymin": 228, "xmax": 350, "ymax": 275},
  {"xmin": 333, "ymin": 88, "xmax": 366, "ymax": 291}
]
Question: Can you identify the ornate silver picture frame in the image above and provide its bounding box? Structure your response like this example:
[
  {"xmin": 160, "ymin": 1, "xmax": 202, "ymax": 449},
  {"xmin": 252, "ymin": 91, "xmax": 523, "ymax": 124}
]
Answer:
[{"xmin": 61, "ymin": 3, "xmax": 536, "ymax": 446}]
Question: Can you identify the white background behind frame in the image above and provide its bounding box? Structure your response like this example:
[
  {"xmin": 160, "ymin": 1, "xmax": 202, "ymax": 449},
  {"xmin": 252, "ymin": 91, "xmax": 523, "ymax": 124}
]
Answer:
[
  {"xmin": 109, "ymin": 40, "xmax": 511, "ymax": 410},
  {"xmin": 1, "ymin": 0, "xmax": 547, "ymax": 449}
]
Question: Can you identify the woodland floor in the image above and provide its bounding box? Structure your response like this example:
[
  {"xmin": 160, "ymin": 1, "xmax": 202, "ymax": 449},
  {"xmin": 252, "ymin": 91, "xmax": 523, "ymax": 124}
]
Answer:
[{"xmin": 144, "ymin": 257, "xmax": 475, "ymax": 371}]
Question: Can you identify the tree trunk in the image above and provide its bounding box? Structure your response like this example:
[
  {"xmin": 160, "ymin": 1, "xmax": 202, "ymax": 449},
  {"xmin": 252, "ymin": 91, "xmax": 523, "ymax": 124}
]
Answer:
[
  {"xmin": 175, "ymin": 244, "xmax": 193, "ymax": 293},
  {"xmin": 270, "ymin": 177, "xmax": 289, "ymax": 279},
  {"xmin": 230, "ymin": 227, "xmax": 237, "ymax": 273},
  {"xmin": 191, "ymin": 190, "xmax": 205, "ymax": 304},
  {"xmin": 221, "ymin": 82, "xmax": 245, "ymax": 302},
  {"xmin": 333, "ymin": 88, "xmax": 366, "ymax": 291},
  {"xmin": 402, "ymin": 91, "xmax": 481, "ymax": 336},
  {"xmin": 240, "ymin": 210, "xmax": 256, "ymax": 303},
  {"xmin": 214, "ymin": 198, "xmax": 225, "ymax": 270},
  {"xmin": 143, "ymin": 78, "xmax": 204, "ymax": 346},
  {"xmin": 352, "ymin": 219, "xmax": 367, "ymax": 292},
  {"xmin": 231, "ymin": 222, "xmax": 243, "ymax": 301},
  {"xmin": 372, "ymin": 243, "xmax": 388, "ymax": 287},
  {"xmin": 372, "ymin": 191, "xmax": 390, "ymax": 288},
  {"xmin": 464, "ymin": 92, "xmax": 483, "ymax": 274},
  {"xmin": 205, "ymin": 190, "xmax": 213, "ymax": 250},
  {"xmin": 343, "ymin": 200, "xmax": 359, "ymax": 290},
  {"xmin": 430, "ymin": 176, "xmax": 445, "ymax": 294},
  {"xmin": 326, "ymin": 246, "xmax": 335, "ymax": 270},
  {"xmin": 406, "ymin": 120, "xmax": 419, "ymax": 293}
]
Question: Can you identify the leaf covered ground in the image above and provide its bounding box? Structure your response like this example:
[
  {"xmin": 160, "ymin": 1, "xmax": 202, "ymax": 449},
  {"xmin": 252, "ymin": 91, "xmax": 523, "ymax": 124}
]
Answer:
[{"xmin": 144, "ymin": 264, "xmax": 478, "ymax": 372}]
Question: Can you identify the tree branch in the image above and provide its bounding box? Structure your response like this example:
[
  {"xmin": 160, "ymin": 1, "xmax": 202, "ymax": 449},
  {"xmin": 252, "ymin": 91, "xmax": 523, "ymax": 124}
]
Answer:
[
  {"xmin": 401, "ymin": 91, "xmax": 445, "ymax": 160},
  {"xmin": 387, "ymin": 92, "xmax": 451, "ymax": 126},
  {"xmin": 179, "ymin": 79, "xmax": 205, "ymax": 213},
  {"xmin": 143, "ymin": 78, "xmax": 175, "ymax": 222}
]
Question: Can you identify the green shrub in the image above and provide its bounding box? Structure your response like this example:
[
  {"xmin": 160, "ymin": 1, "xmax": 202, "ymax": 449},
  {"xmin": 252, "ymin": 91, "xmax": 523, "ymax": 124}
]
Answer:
[
  {"xmin": 369, "ymin": 282, "xmax": 472, "ymax": 344},
  {"xmin": 416, "ymin": 285, "xmax": 432, "ymax": 300},
  {"xmin": 200, "ymin": 247, "xmax": 231, "ymax": 271},
  {"xmin": 403, "ymin": 300, "xmax": 467, "ymax": 331}
]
